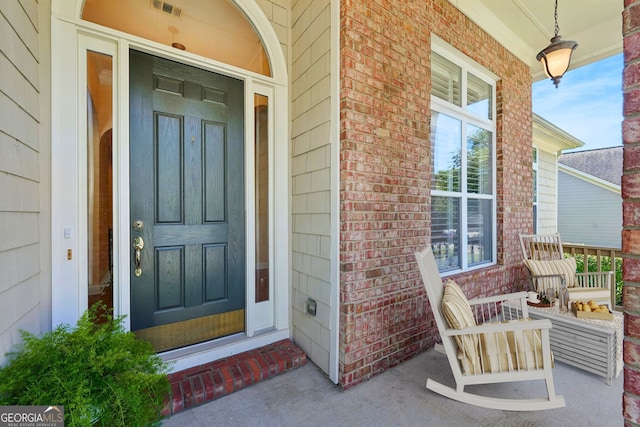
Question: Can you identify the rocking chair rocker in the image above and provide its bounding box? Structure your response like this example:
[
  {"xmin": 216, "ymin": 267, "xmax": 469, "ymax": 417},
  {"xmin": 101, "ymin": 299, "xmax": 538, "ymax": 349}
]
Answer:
[{"xmin": 415, "ymin": 247, "xmax": 565, "ymax": 411}]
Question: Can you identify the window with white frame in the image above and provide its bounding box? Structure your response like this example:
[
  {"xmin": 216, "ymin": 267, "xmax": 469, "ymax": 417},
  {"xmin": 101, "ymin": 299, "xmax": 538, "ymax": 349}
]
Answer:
[{"xmin": 430, "ymin": 48, "xmax": 497, "ymax": 273}]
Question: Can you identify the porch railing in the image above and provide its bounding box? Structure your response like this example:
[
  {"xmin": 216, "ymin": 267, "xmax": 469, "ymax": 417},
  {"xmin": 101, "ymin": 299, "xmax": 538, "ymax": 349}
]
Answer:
[{"xmin": 563, "ymin": 242, "xmax": 622, "ymax": 312}]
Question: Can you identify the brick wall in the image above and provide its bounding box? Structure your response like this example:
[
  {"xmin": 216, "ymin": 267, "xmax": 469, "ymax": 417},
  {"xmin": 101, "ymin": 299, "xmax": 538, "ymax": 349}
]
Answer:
[
  {"xmin": 623, "ymin": 0, "xmax": 640, "ymax": 423},
  {"xmin": 339, "ymin": 0, "xmax": 532, "ymax": 388}
]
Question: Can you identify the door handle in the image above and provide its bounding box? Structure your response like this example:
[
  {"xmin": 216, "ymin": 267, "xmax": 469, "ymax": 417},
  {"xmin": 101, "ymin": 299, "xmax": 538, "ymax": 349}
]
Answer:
[{"xmin": 133, "ymin": 236, "xmax": 144, "ymax": 277}]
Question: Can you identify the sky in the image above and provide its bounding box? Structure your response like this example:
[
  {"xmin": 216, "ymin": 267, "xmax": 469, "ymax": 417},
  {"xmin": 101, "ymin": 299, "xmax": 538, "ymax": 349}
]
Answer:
[{"xmin": 532, "ymin": 53, "xmax": 623, "ymax": 152}]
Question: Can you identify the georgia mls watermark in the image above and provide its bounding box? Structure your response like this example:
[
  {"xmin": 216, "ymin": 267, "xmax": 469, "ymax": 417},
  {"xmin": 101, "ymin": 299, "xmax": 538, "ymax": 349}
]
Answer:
[{"xmin": 0, "ymin": 406, "xmax": 64, "ymax": 427}]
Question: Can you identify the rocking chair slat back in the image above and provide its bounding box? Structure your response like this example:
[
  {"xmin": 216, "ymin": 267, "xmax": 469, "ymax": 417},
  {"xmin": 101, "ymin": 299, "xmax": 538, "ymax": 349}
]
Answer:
[
  {"xmin": 519, "ymin": 233, "xmax": 564, "ymax": 261},
  {"xmin": 415, "ymin": 246, "xmax": 464, "ymax": 378}
]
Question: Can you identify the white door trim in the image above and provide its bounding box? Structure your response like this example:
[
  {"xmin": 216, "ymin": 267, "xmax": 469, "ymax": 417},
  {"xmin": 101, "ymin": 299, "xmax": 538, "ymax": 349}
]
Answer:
[{"xmin": 51, "ymin": 0, "xmax": 290, "ymax": 372}]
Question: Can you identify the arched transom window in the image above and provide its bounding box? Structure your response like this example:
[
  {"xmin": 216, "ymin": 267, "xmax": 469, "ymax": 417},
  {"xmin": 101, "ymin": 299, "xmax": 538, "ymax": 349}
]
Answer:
[{"xmin": 82, "ymin": 0, "xmax": 271, "ymax": 76}]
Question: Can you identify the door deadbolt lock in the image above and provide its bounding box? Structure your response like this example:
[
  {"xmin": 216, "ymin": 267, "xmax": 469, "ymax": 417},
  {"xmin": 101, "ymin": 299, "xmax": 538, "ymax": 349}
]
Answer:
[
  {"xmin": 133, "ymin": 236, "xmax": 144, "ymax": 277},
  {"xmin": 132, "ymin": 220, "xmax": 144, "ymax": 231}
]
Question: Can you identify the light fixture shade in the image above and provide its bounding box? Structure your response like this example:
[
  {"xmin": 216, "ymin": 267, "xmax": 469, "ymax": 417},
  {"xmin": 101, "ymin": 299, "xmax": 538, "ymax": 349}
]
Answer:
[{"xmin": 537, "ymin": 35, "xmax": 578, "ymax": 87}]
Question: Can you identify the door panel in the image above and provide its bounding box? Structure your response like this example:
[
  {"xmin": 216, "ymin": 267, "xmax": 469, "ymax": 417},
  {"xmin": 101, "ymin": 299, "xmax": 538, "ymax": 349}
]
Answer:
[
  {"xmin": 156, "ymin": 113, "xmax": 183, "ymax": 223},
  {"xmin": 129, "ymin": 50, "xmax": 245, "ymax": 351},
  {"xmin": 204, "ymin": 122, "xmax": 226, "ymax": 222}
]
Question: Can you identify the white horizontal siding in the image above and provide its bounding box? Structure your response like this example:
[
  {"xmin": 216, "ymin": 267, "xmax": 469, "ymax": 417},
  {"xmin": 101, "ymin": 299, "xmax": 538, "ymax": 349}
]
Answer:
[
  {"xmin": 0, "ymin": 0, "xmax": 50, "ymax": 365},
  {"xmin": 558, "ymin": 171, "xmax": 622, "ymax": 248},
  {"xmin": 0, "ymin": 2, "xmax": 39, "ymax": 90},
  {"xmin": 291, "ymin": 0, "xmax": 333, "ymax": 375},
  {"xmin": 256, "ymin": 0, "xmax": 288, "ymax": 62},
  {"xmin": 536, "ymin": 148, "xmax": 558, "ymax": 234}
]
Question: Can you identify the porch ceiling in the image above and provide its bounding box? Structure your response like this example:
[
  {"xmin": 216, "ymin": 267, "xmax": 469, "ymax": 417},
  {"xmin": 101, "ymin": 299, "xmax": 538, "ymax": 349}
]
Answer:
[
  {"xmin": 79, "ymin": 1, "xmax": 621, "ymax": 81},
  {"xmin": 454, "ymin": 0, "xmax": 623, "ymax": 80}
]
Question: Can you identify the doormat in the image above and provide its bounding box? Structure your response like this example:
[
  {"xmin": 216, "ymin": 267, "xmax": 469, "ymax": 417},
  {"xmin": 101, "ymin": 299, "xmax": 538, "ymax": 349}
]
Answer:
[{"xmin": 162, "ymin": 339, "xmax": 307, "ymax": 417}]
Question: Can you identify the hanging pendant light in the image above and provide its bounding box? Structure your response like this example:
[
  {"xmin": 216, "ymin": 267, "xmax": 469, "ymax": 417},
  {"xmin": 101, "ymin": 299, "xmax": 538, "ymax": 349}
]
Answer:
[{"xmin": 536, "ymin": 0, "xmax": 578, "ymax": 88}]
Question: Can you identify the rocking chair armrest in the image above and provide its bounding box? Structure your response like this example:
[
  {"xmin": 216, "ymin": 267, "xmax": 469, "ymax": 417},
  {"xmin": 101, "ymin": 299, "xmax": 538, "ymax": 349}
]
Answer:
[
  {"xmin": 468, "ymin": 291, "xmax": 528, "ymax": 306},
  {"xmin": 441, "ymin": 318, "xmax": 552, "ymax": 337}
]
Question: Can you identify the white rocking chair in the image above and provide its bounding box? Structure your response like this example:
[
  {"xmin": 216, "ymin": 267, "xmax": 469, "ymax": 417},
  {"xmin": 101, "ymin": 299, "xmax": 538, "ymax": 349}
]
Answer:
[
  {"xmin": 519, "ymin": 233, "xmax": 613, "ymax": 307},
  {"xmin": 415, "ymin": 247, "xmax": 565, "ymax": 411}
]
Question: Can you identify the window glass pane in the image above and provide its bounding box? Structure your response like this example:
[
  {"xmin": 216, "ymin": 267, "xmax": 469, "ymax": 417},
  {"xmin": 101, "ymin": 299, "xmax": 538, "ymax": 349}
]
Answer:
[
  {"xmin": 255, "ymin": 94, "xmax": 269, "ymax": 302},
  {"xmin": 87, "ymin": 51, "xmax": 113, "ymax": 313},
  {"xmin": 431, "ymin": 52, "xmax": 461, "ymax": 106},
  {"xmin": 467, "ymin": 199, "xmax": 492, "ymax": 266},
  {"xmin": 432, "ymin": 112, "xmax": 461, "ymax": 192},
  {"xmin": 533, "ymin": 170, "xmax": 537, "ymax": 203},
  {"xmin": 431, "ymin": 196, "xmax": 460, "ymax": 271},
  {"xmin": 466, "ymin": 125, "xmax": 492, "ymax": 194},
  {"xmin": 467, "ymin": 72, "xmax": 491, "ymax": 119}
]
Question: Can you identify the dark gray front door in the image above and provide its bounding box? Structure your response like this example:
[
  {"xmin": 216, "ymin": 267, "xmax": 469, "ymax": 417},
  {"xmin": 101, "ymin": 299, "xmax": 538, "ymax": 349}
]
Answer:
[{"xmin": 129, "ymin": 50, "xmax": 245, "ymax": 351}]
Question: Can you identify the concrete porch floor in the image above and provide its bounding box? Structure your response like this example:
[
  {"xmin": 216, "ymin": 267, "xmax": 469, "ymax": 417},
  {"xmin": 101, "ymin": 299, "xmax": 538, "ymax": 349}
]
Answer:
[{"xmin": 162, "ymin": 347, "xmax": 623, "ymax": 426}]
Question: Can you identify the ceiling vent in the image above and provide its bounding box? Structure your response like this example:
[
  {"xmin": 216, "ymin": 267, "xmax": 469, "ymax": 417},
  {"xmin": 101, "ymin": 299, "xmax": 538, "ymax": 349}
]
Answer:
[{"xmin": 151, "ymin": 0, "xmax": 182, "ymax": 18}]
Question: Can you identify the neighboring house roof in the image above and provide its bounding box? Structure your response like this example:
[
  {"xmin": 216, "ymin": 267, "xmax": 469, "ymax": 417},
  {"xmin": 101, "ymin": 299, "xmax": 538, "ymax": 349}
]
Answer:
[{"xmin": 558, "ymin": 146, "xmax": 622, "ymax": 186}]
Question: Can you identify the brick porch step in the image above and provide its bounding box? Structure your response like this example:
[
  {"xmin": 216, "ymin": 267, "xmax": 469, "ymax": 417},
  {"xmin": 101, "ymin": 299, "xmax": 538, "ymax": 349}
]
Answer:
[{"xmin": 162, "ymin": 339, "xmax": 307, "ymax": 417}]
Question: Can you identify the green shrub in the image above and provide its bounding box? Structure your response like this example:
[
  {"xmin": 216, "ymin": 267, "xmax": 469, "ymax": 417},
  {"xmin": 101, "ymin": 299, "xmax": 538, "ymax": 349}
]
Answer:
[{"xmin": 0, "ymin": 303, "xmax": 170, "ymax": 427}]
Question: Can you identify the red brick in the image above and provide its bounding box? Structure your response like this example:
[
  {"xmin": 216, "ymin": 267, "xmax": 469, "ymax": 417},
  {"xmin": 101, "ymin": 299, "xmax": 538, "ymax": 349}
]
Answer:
[
  {"xmin": 626, "ymin": 3, "xmax": 640, "ymax": 34},
  {"xmin": 626, "ymin": 313, "xmax": 640, "ymax": 338},
  {"xmin": 245, "ymin": 358, "xmax": 263, "ymax": 382},
  {"xmin": 624, "ymin": 284, "xmax": 640, "ymax": 309},
  {"xmin": 625, "ymin": 89, "xmax": 640, "ymax": 117},
  {"xmin": 211, "ymin": 369, "xmax": 225, "ymax": 398},
  {"xmin": 623, "ymin": 117, "xmax": 640, "ymax": 145},
  {"xmin": 623, "ymin": 201, "xmax": 640, "ymax": 226},
  {"xmin": 625, "ymin": 367, "xmax": 640, "ymax": 395},
  {"xmin": 254, "ymin": 354, "xmax": 272, "ymax": 378},
  {"xmin": 625, "ymin": 7, "xmax": 640, "ymax": 36},
  {"xmin": 625, "ymin": 62, "xmax": 640, "ymax": 90},
  {"xmin": 624, "ymin": 390, "xmax": 640, "ymax": 423},
  {"xmin": 624, "ymin": 339, "xmax": 640, "ymax": 367},
  {"xmin": 181, "ymin": 379, "xmax": 195, "ymax": 408},
  {"xmin": 190, "ymin": 376, "xmax": 206, "ymax": 406},
  {"xmin": 237, "ymin": 361, "xmax": 254, "ymax": 386},
  {"xmin": 229, "ymin": 364, "xmax": 244, "ymax": 390},
  {"xmin": 168, "ymin": 381, "xmax": 183, "ymax": 415},
  {"xmin": 201, "ymin": 372, "xmax": 216, "ymax": 401},
  {"xmin": 218, "ymin": 366, "xmax": 236, "ymax": 394},
  {"xmin": 623, "ymin": 229, "xmax": 640, "ymax": 254},
  {"xmin": 622, "ymin": 258, "xmax": 640, "ymax": 284},
  {"xmin": 623, "ymin": 174, "xmax": 640, "ymax": 199},
  {"xmin": 268, "ymin": 351, "xmax": 286, "ymax": 373}
]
